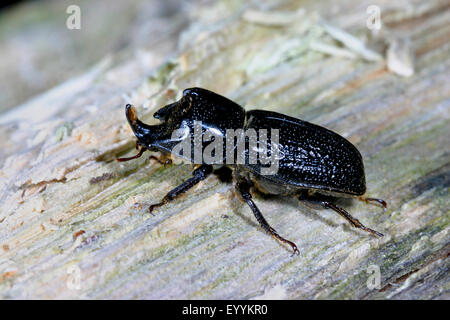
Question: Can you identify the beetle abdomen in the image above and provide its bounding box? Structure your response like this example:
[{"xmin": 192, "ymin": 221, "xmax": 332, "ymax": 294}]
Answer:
[{"xmin": 244, "ymin": 110, "xmax": 366, "ymax": 196}]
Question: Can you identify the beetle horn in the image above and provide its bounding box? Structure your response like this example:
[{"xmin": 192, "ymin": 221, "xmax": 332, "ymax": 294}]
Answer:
[
  {"xmin": 125, "ymin": 104, "xmax": 138, "ymax": 125},
  {"xmin": 124, "ymin": 104, "xmax": 167, "ymax": 145}
]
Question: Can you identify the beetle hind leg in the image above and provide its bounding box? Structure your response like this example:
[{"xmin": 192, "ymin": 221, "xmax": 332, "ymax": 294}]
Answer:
[
  {"xmin": 148, "ymin": 164, "xmax": 213, "ymax": 213},
  {"xmin": 236, "ymin": 179, "xmax": 299, "ymax": 255},
  {"xmin": 297, "ymin": 191, "xmax": 383, "ymax": 238},
  {"xmin": 323, "ymin": 202, "xmax": 384, "ymax": 238},
  {"xmin": 359, "ymin": 196, "xmax": 387, "ymax": 211}
]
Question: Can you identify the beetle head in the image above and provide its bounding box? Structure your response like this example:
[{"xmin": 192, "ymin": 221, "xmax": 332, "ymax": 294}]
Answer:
[
  {"xmin": 125, "ymin": 87, "xmax": 245, "ymax": 151},
  {"xmin": 125, "ymin": 104, "xmax": 167, "ymax": 148},
  {"xmin": 153, "ymin": 89, "xmax": 196, "ymax": 122}
]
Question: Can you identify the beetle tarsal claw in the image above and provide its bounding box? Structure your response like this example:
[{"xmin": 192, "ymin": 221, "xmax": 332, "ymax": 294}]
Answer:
[
  {"xmin": 367, "ymin": 228, "xmax": 384, "ymax": 238},
  {"xmin": 148, "ymin": 199, "xmax": 167, "ymax": 214},
  {"xmin": 269, "ymin": 227, "xmax": 299, "ymax": 255}
]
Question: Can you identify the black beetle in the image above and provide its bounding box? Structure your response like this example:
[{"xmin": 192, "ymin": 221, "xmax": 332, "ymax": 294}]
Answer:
[{"xmin": 117, "ymin": 87, "xmax": 386, "ymax": 254}]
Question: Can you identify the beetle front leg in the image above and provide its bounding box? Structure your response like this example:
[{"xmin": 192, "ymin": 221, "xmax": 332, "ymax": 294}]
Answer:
[
  {"xmin": 117, "ymin": 141, "xmax": 147, "ymax": 162},
  {"xmin": 148, "ymin": 164, "xmax": 213, "ymax": 213},
  {"xmin": 236, "ymin": 179, "xmax": 299, "ymax": 255}
]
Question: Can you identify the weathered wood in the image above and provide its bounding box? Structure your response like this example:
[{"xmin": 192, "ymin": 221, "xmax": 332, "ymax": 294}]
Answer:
[
  {"xmin": 0, "ymin": 0, "xmax": 449, "ymax": 299},
  {"xmin": 0, "ymin": 0, "xmax": 188, "ymax": 114}
]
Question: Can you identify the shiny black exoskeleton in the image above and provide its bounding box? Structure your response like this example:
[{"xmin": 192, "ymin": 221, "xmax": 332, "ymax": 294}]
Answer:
[{"xmin": 117, "ymin": 87, "xmax": 387, "ymax": 254}]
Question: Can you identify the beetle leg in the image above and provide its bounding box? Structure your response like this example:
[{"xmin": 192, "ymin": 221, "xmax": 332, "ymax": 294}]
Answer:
[
  {"xmin": 359, "ymin": 196, "xmax": 387, "ymax": 211},
  {"xmin": 148, "ymin": 155, "xmax": 173, "ymax": 166},
  {"xmin": 322, "ymin": 202, "xmax": 384, "ymax": 238},
  {"xmin": 117, "ymin": 143, "xmax": 146, "ymax": 162},
  {"xmin": 236, "ymin": 179, "xmax": 299, "ymax": 256},
  {"xmin": 148, "ymin": 164, "xmax": 213, "ymax": 213}
]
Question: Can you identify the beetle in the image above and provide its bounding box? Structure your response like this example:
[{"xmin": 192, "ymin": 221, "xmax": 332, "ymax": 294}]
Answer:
[{"xmin": 117, "ymin": 87, "xmax": 386, "ymax": 255}]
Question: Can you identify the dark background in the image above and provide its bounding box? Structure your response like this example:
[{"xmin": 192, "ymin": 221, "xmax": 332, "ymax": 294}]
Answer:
[{"xmin": 0, "ymin": 0, "xmax": 28, "ymax": 10}]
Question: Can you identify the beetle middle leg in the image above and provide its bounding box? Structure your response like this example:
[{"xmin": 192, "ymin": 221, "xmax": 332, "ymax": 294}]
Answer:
[
  {"xmin": 148, "ymin": 164, "xmax": 213, "ymax": 213},
  {"xmin": 298, "ymin": 191, "xmax": 384, "ymax": 238},
  {"xmin": 148, "ymin": 155, "xmax": 173, "ymax": 166},
  {"xmin": 236, "ymin": 178, "xmax": 299, "ymax": 255}
]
